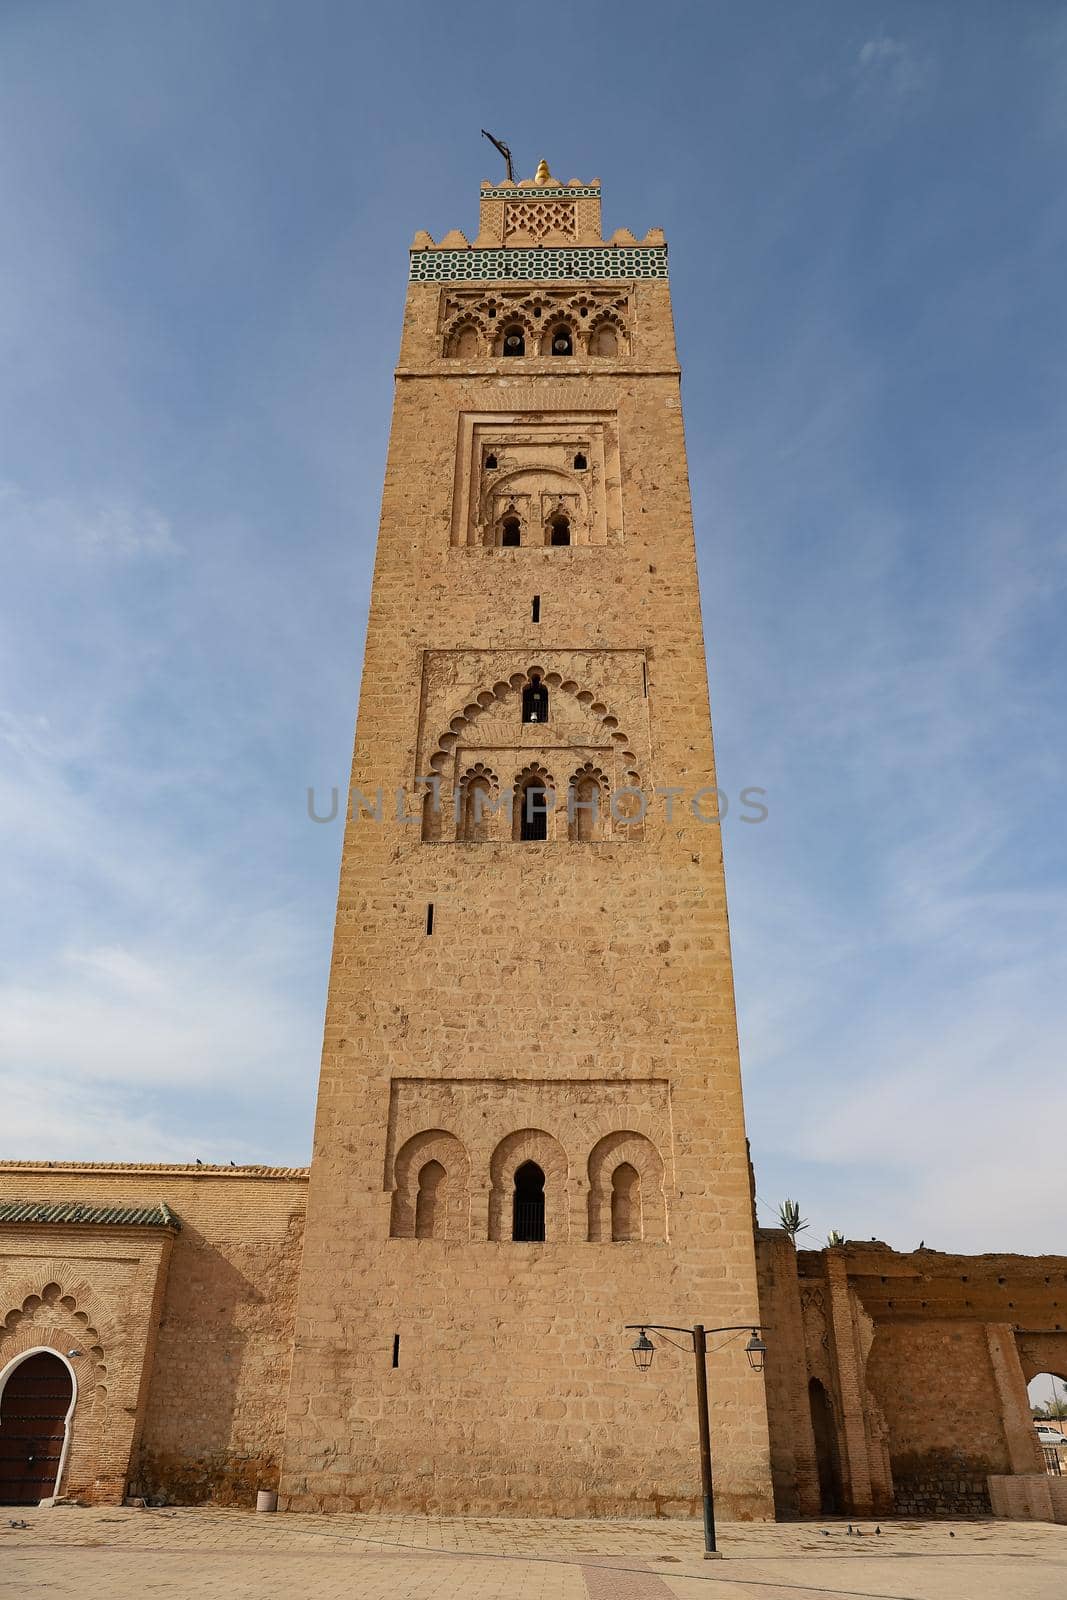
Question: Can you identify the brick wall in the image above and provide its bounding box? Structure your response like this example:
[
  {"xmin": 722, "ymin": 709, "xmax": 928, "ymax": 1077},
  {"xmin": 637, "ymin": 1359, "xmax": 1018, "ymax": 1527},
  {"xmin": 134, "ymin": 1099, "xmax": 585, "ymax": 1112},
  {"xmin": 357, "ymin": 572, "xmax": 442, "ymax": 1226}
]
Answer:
[{"xmin": 0, "ymin": 1163, "xmax": 307, "ymax": 1505}]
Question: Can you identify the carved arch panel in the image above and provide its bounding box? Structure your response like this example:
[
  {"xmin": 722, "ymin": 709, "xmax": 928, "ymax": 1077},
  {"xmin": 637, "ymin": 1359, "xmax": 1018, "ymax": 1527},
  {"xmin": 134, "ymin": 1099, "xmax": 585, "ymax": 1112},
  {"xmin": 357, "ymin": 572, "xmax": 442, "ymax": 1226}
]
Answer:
[
  {"xmin": 389, "ymin": 1129, "xmax": 471, "ymax": 1241},
  {"xmin": 587, "ymin": 1131, "xmax": 666, "ymax": 1242},
  {"xmin": 488, "ymin": 1129, "xmax": 569, "ymax": 1243}
]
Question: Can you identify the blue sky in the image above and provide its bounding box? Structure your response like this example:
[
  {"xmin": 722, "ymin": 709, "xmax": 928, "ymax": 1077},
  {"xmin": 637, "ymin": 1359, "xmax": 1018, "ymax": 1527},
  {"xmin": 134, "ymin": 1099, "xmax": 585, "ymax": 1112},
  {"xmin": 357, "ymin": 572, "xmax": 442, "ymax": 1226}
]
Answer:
[{"xmin": 1, "ymin": 1, "xmax": 1065, "ymax": 1255}]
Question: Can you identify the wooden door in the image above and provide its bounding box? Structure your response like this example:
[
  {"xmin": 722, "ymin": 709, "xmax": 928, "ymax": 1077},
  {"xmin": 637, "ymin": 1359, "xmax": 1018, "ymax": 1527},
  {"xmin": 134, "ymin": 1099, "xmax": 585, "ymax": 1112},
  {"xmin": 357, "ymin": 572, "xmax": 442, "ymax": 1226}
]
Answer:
[{"xmin": 0, "ymin": 1353, "xmax": 72, "ymax": 1504}]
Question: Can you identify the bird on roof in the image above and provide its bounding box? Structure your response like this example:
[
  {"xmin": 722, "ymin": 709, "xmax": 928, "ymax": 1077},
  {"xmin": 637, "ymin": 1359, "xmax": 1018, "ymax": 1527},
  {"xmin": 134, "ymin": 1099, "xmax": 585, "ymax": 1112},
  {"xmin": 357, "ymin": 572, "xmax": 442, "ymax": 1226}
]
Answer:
[{"xmin": 195, "ymin": 1157, "xmax": 203, "ymax": 1166}]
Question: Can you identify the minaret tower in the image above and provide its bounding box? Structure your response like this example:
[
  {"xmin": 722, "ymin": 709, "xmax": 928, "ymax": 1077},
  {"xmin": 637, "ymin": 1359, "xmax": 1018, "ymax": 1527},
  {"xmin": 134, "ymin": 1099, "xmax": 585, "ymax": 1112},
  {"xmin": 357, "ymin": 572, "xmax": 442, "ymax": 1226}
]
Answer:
[{"xmin": 280, "ymin": 160, "xmax": 774, "ymax": 1519}]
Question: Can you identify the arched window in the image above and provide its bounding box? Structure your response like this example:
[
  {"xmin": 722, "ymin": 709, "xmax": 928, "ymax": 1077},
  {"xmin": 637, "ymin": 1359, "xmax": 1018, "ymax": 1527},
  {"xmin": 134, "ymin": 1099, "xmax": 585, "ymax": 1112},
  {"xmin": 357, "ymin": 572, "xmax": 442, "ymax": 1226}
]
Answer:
[
  {"xmin": 460, "ymin": 774, "xmax": 493, "ymax": 842},
  {"xmin": 502, "ymin": 326, "xmax": 525, "ymax": 356},
  {"xmin": 573, "ymin": 452, "xmax": 587, "ymax": 470},
  {"xmin": 452, "ymin": 324, "xmax": 480, "ymax": 357},
  {"xmin": 550, "ymin": 325, "xmax": 573, "ymax": 356},
  {"xmin": 610, "ymin": 1163, "xmax": 641, "ymax": 1241},
  {"xmin": 518, "ymin": 778, "xmax": 550, "ymax": 841},
  {"xmin": 549, "ymin": 517, "xmax": 571, "ymax": 547},
  {"xmin": 592, "ymin": 323, "xmax": 618, "ymax": 356},
  {"xmin": 521, "ymin": 677, "xmax": 548, "ymax": 723},
  {"xmin": 485, "ymin": 453, "xmax": 497, "ymax": 470},
  {"xmin": 415, "ymin": 1160, "xmax": 446, "ymax": 1238},
  {"xmin": 512, "ymin": 1161, "xmax": 545, "ymax": 1241},
  {"xmin": 569, "ymin": 770, "xmax": 602, "ymax": 841},
  {"xmin": 501, "ymin": 518, "xmax": 521, "ymax": 547}
]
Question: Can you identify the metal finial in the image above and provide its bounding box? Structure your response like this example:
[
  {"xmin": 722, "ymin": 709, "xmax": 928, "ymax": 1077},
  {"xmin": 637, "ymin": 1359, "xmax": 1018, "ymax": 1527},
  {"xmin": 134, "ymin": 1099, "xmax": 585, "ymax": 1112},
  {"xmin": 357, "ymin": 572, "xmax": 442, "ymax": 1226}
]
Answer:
[{"xmin": 481, "ymin": 129, "xmax": 514, "ymax": 183}]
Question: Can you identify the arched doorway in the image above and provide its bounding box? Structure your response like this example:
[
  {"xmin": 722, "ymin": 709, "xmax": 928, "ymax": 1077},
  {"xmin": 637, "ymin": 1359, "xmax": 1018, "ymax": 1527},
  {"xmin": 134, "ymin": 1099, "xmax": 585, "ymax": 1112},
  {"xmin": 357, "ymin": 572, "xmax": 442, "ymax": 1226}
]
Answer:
[
  {"xmin": 0, "ymin": 1350, "xmax": 75, "ymax": 1504},
  {"xmin": 808, "ymin": 1377, "xmax": 842, "ymax": 1514}
]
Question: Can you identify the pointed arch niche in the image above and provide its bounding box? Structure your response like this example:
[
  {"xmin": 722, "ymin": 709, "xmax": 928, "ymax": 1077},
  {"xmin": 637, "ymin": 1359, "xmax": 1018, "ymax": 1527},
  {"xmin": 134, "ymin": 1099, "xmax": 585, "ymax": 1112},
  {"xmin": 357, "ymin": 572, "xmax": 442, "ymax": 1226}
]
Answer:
[
  {"xmin": 586, "ymin": 1131, "xmax": 666, "ymax": 1242},
  {"xmin": 450, "ymin": 412, "xmax": 623, "ymax": 547},
  {"xmin": 389, "ymin": 1129, "xmax": 471, "ymax": 1241},
  {"xmin": 488, "ymin": 1130, "xmax": 569, "ymax": 1243},
  {"xmin": 418, "ymin": 661, "xmax": 646, "ymax": 846}
]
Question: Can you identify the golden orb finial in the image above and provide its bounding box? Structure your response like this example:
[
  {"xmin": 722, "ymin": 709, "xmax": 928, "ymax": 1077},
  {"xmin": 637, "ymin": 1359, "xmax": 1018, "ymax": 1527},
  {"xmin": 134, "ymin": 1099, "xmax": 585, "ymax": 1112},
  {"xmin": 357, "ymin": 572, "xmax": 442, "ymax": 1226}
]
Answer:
[{"xmin": 533, "ymin": 158, "xmax": 554, "ymax": 185}]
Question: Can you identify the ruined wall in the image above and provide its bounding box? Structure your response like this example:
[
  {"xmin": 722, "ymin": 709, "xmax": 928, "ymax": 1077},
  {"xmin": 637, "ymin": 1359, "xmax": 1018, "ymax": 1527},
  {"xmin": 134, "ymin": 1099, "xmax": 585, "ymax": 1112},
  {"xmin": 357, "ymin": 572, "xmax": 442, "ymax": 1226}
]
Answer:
[
  {"xmin": 755, "ymin": 1230, "xmax": 819, "ymax": 1517},
  {"xmin": 770, "ymin": 1244, "xmax": 1067, "ymax": 1519},
  {"xmin": 866, "ymin": 1322, "xmax": 1003, "ymax": 1516},
  {"xmin": 0, "ymin": 1163, "xmax": 307, "ymax": 1505}
]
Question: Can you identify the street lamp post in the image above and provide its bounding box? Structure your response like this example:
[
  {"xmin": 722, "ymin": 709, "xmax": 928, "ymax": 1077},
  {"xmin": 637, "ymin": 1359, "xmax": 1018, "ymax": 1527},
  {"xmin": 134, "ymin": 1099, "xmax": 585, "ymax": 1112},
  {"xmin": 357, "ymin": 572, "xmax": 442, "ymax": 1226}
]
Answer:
[{"xmin": 625, "ymin": 1322, "xmax": 767, "ymax": 1559}]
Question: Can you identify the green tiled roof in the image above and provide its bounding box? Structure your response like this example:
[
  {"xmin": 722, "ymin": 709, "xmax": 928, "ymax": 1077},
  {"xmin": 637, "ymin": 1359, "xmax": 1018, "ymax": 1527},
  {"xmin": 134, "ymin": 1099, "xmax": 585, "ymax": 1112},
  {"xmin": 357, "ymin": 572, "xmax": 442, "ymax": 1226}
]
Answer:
[{"xmin": 0, "ymin": 1200, "xmax": 180, "ymax": 1229}]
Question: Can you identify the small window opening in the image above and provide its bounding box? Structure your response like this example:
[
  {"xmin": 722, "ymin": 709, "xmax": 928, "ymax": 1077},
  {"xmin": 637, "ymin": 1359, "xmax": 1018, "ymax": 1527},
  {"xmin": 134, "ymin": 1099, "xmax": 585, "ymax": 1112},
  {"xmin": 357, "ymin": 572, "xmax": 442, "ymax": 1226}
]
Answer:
[
  {"xmin": 580, "ymin": 306, "xmax": 588, "ymax": 317},
  {"xmin": 522, "ymin": 676, "xmax": 548, "ymax": 724},
  {"xmin": 550, "ymin": 518, "xmax": 571, "ymax": 547},
  {"xmin": 392, "ymin": 1334, "xmax": 400, "ymax": 1367},
  {"xmin": 503, "ymin": 326, "xmax": 525, "ymax": 356},
  {"xmin": 487, "ymin": 306, "xmax": 496, "ymax": 318},
  {"xmin": 611, "ymin": 1163, "xmax": 641, "ymax": 1241},
  {"xmin": 501, "ymin": 518, "xmax": 521, "ymax": 547},
  {"xmin": 512, "ymin": 1161, "xmax": 546, "ymax": 1241},
  {"xmin": 533, "ymin": 305, "xmax": 542, "ymax": 318},
  {"xmin": 551, "ymin": 325, "xmax": 573, "ymax": 356},
  {"xmin": 426, "ymin": 903, "xmax": 434, "ymax": 935},
  {"xmin": 485, "ymin": 453, "xmax": 497, "ymax": 470},
  {"xmin": 573, "ymin": 452, "xmax": 587, "ymax": 470},
  {"xmin": 532, "ymin": 595, "xmax": 540, "ymax": 623},
  {"xmin": 415, "ymin": 1160, "xmax": 445, "ymax": 1239}
]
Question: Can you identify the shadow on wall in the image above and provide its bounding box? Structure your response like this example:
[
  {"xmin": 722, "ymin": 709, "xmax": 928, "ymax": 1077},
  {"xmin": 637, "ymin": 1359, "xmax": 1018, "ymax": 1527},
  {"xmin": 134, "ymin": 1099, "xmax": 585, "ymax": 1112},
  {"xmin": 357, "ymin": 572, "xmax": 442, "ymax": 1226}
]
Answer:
[{"xmin": 129, "ymin": 1218, "xmax": 300, "ymax": 1506}]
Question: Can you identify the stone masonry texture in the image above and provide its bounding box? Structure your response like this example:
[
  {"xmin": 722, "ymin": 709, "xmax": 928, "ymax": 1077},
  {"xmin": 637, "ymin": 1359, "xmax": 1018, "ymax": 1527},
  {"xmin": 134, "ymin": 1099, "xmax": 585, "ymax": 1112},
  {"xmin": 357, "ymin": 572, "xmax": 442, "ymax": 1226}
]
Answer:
[{"xmin": 2, "ymin": 167, "xmax": 1066, "ymax": 1526}]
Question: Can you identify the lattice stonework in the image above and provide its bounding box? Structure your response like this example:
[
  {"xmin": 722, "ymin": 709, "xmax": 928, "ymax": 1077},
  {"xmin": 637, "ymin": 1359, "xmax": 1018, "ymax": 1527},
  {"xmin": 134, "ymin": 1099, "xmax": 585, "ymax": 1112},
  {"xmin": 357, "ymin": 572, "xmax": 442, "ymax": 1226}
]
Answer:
[
  {"xmin": 504, "ymin": 200, "xmax": 577, "ymax": 241},
  {"xmin": 410, "ymin": 246, "xmax": 668, "ymax": 282}
]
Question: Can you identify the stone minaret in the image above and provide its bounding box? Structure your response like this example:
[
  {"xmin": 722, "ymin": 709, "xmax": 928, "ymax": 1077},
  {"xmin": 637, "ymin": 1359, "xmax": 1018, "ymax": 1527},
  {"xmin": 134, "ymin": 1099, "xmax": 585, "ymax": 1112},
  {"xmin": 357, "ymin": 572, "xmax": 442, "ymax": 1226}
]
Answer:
[{"xmin": 280, "ymin": 161, "xmax": 773, "ymax": 1519}]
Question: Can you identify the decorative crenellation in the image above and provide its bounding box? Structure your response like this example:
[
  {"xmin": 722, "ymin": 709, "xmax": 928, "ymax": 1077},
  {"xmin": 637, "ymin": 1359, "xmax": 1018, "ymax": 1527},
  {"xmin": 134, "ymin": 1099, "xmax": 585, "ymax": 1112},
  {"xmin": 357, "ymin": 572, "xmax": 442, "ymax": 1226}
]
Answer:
[{"xmin": 410, "ymin": 246, "xmax": 668, "ymax": 282}]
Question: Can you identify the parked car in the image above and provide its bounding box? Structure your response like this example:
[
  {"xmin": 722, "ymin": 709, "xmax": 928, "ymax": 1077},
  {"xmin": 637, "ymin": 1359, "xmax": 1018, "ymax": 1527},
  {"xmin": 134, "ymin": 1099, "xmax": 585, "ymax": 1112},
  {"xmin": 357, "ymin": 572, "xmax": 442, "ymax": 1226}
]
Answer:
[{"xmin": 1035, "ymin": 1424, "xmax": 1067, "ymax": 1446}]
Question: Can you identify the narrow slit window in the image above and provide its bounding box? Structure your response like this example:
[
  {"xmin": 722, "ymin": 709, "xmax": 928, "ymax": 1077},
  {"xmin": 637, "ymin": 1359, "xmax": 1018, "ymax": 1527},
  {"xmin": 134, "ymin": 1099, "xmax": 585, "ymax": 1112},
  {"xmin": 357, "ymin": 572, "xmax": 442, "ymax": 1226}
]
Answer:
[
  {"xmin": 532, "ymin": 595, "xmax": 540, "ymax": 623},
  {"xmin": 392, "ymin": 1334, "xmax": 400, "ymax": 1368},
  {"xmin": 426, "ymin": 903, "xmax": 434, "ymax": 935}
]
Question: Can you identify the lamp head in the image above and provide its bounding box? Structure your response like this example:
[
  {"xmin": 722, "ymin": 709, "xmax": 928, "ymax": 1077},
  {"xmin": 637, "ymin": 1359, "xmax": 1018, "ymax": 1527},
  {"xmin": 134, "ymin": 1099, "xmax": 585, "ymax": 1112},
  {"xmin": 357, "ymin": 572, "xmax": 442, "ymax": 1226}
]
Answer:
[{"xmin": 631, "ymin": 1330, "xmax": 655, "ymax": 1372}]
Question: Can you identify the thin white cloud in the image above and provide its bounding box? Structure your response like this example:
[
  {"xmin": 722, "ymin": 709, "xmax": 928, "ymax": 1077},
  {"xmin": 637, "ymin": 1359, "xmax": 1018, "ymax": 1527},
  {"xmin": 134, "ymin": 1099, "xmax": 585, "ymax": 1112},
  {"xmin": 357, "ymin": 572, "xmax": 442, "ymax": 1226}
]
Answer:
[
  {"xmin": 855, "ymin": 32, "xmax": 934, "ymax": 100},
  {"xmin": 0, "ymin": 480, "xmax": 181, "ymax": 559}
]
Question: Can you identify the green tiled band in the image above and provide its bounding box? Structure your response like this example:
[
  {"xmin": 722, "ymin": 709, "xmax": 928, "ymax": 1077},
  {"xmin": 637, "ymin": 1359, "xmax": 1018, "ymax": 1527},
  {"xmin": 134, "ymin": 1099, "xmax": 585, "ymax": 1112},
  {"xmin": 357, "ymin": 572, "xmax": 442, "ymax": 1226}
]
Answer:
[{"xmin": 410, "ymin": 246, "xmax": 668, "ymax": 282}]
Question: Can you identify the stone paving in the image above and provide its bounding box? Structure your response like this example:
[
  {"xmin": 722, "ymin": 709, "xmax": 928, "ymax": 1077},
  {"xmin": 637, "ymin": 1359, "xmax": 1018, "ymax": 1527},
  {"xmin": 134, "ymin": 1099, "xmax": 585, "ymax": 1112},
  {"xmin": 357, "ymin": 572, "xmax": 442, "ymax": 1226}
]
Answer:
[{"xmin": 0, "ymin": 1507, "xmax": 1066, "ymax": 1599}]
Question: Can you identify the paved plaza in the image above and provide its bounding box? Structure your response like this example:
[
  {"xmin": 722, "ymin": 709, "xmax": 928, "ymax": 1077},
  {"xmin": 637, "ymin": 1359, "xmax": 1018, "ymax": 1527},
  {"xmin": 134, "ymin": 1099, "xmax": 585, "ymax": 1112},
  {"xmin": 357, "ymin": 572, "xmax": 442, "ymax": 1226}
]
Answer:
[{"xmin": 1, "ymin": 1507, "xmax": 1066, "ymax": 1599}]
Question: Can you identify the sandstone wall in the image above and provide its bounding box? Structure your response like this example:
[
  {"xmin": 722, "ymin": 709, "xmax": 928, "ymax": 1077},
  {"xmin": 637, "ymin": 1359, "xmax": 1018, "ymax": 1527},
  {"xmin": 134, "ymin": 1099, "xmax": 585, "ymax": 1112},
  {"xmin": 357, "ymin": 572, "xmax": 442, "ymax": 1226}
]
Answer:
[
  {"xmin": 0, "ymin": 1163, "xmax": 307, "ymax": 1504},
  {"xmin": 281, "ymin": 226, "xmax": 775, "ymax": 1517}
]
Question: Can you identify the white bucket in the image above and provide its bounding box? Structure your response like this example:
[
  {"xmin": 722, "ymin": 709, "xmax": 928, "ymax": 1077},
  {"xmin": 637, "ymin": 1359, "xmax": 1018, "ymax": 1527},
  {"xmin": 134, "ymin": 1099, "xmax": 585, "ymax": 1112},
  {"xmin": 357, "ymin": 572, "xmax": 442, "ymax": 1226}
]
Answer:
[{"xmin": 256, "ymin": 1489, "xmax": 278, "ymax": 1513}]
